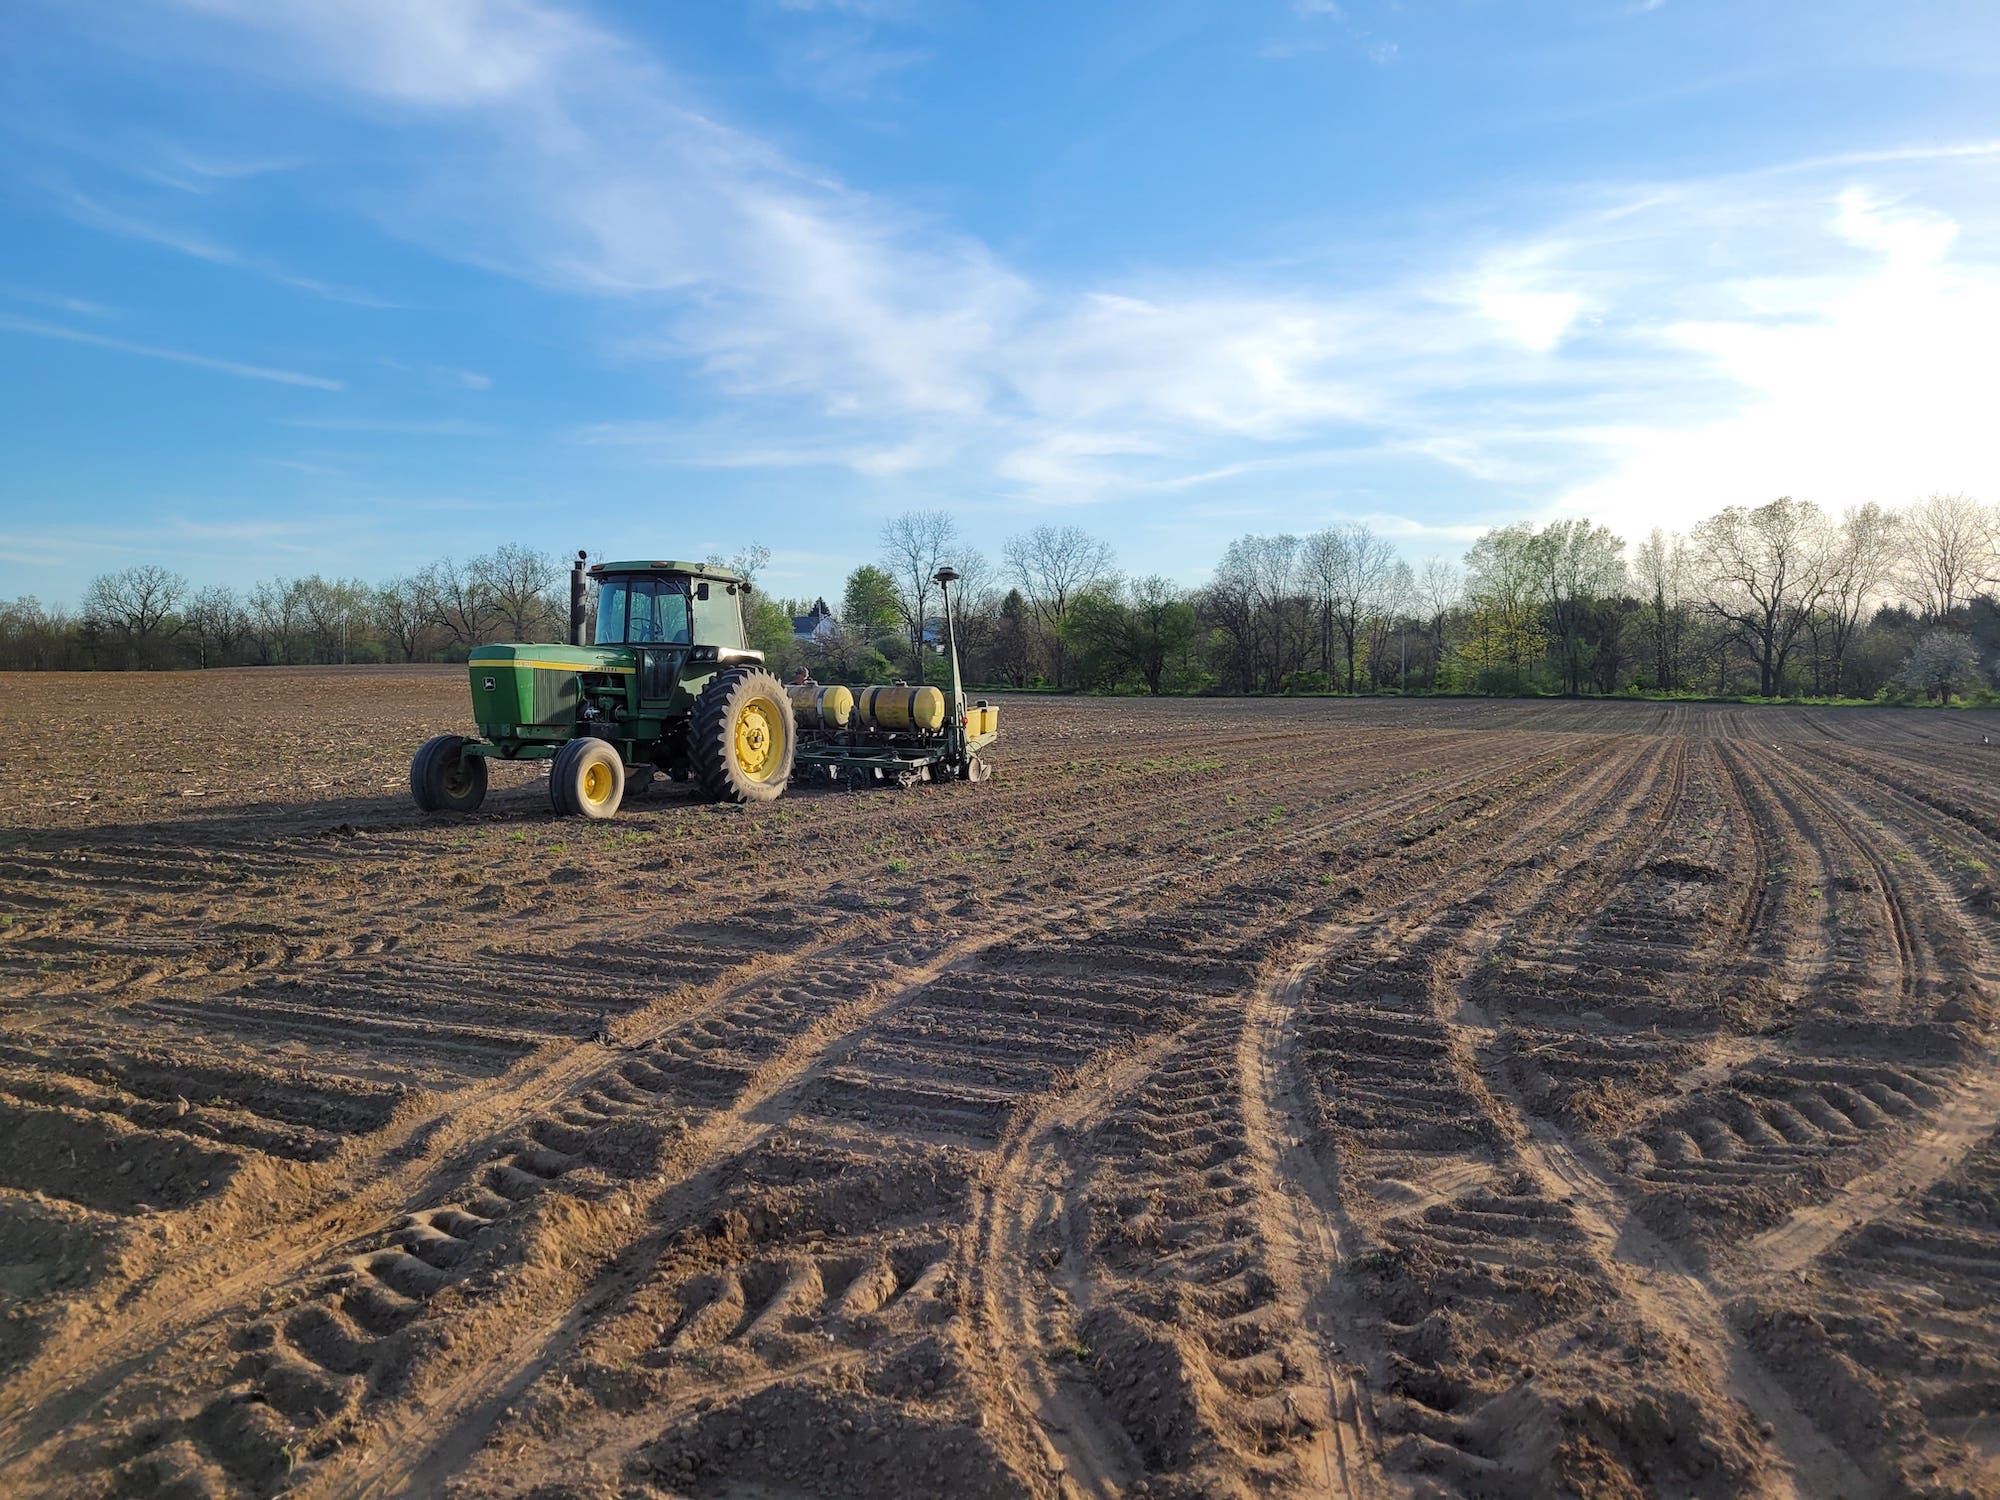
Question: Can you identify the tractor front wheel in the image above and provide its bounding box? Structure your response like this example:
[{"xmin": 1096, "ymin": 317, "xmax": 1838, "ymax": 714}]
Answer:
[
  {"xmin": 411, "ymin": 735, "xmax": 488, "ymax": 813},
  {"xmin": 691, "ymin": 667, "xmax": 796, "ymax": 804},
  {"xmin": 551, "ymin": 737, "xmax": 626, "ymax": 820}
]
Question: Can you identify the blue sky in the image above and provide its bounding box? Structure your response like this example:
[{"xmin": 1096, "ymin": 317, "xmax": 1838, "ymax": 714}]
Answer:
[{"xmin": 3, "ymin": 1, "xmax": 1998, "ymax": 605}]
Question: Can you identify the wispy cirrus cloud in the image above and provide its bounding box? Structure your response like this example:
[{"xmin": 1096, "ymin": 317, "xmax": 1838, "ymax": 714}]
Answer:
[
  {"xmin": 0, "ymin": 283, "xmax": 115, "ymax": 318},
  {"xmin": 0, "ymin": 312, "xmax": 342, "ymax": 389},
  {"xmin": 61, "ymin": 190, "xmax": 397, "ymax": 307},
  {"xmin": 277, "ymin": 415, "xmax": 493, "ymax": 435}
]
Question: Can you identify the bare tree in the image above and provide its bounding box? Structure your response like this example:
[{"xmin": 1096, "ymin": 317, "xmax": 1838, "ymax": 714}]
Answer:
[
  {"xmin": 291, "ymin": 576, "xmax": 374, "ymax": 662},
  {"xmin": 1003, "ymin": 524, "xmax": 1115, "ymax": 689},
  {"xmin": 1233, "ymin": 533, "xmax": 1303, "ymax": 691},
  {"xmin": 1632, "ymin": 529, "xmax": 1693, "ymax": 693},
  {"xmin": 1898, "ymin": 492, "xmax": 1997, "ymax": 620},
  {"xmin": 1325, "ymin": 523, "xmax": 1395, "ymax": 691},
  {"xmin": 879, "ymin": 510, "xmax": 958, "ymax": 679},
  {"xmin": 1301, "ymin": 528, "xmax": 1346, "ymax": 681},
  {"xmin": 1814, "ymin": 503, "xmax": 1900, "ymax": 695},
  {"xmin": 81, "ymin": 564, "xmax": 188, "ymax": 664},
  {"xmin": 0, "ymin": 597, "xmax": 79, "ymax": 670},
  {"xmin": 940, "ymin": 545, "xmax": 998, "ymax": 671},
  {"xmin": 421, "ymin": 557, "xmax": 495, "ymax": 653},
  {"xmin": 1366, "ymin": 559, "xmax": 1416, "ymax": 688},
  {"xmin": 474, "ymin": 545, "xmax": 564, "ymax": 641},
  {"xmin": 245, "ymin": 578, "xmax": 299, "ymax": 664},
  {"xmin": 1415, "ymin": 555, "xmax": 1462, "ymax": 688},
  {"xmin": 184, "ymin": 585, "xmax": 246, "ymax": 668},
  {"xmin": 708, "ymin": 544, "xmax": 773, "ymax": 592},
  {"xmin": 1691, "ymin": 496, "xmax": 1832, "ymax": 698},
  {"xmin": 375, "ymin": 575, "xmax": 433, "ymax": 662}
]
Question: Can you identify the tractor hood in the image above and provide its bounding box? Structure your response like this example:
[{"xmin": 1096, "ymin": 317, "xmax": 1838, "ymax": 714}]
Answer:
[
  {"xmin": 469, "ymin": 643, "xmax": 635, "ymax": 674},
  {"xmin": 468, "ymin": 643, "xmax": 634, "ymax": 736}
]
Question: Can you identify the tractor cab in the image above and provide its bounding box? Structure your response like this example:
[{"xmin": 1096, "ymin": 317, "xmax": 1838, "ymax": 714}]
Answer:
[
  {"xmin": 588, "ymin": 560, "xmax": 750, "ymax": 651},
  {"xmin": 588, "ymin": 560, "xmax": 763, "ymax": 708}
]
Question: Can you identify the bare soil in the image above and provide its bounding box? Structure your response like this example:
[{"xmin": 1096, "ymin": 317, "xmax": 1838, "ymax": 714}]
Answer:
[{"xmin": 2, "ymin": 668, "xmax": 1997, "ymax": 1500}]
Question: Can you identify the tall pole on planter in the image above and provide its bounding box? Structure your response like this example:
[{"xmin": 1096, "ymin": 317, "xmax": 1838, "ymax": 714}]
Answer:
[{"xmin": 933, "ymin": 566, "xmax": 963, "ymax": 720}]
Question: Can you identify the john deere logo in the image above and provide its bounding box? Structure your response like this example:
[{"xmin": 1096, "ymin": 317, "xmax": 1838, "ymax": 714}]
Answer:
[{"xmin": 483, "ymin": 676, "xmax": 496, "ymax": 691}]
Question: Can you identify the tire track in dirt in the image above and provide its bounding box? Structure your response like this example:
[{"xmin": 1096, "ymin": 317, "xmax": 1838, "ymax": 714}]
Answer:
[
  {"xmin": 1429, "ymin": 727, "xmax": 1996, "ymax": 1498},
  {"xmin": 1713, "ymin": 739, "xmax": 2000, "ymax": 1280},
  {"xmin": 410, "ymin": 736, "xmax": 1608, "ymax": 1496},
  {"xmin": 958, "ymin": 737, "xmax": 1632, "ymax": 1498},
  {"xmin": 7, "ymin": 736, "xmax": 1608, "ymax": 1496},
  {"xmin": 0, "ymin": 732, "xmax": 1436, "ymax": 1393},
  {"xmin": 1439, "ymin": 730, "xmax": 1991, "ymax": 1498},
  {"xmin": 1236, "ymin": 953, "xmax": 1390, "ymax": 1500},
  {"xmin": 430, "ymin": 736, "xmax": 1600, "ymax": 1500},
  {"xmin": 1285, "ymin": 731, "xmax": 1872, "ymax": 1496},
  {"xmin": 954, "ymin": 736, "xmax": 1670, "ymax": 1497},
  {"xmin": 17, "ymin": 685, "xmax": 1992, "ymax": 1499},
  {"xmin": 1456, "ymin": 734, "xmax": 1893, "ymax": 1495},
  {"xmin": 1478, "ymin": 1089, "xmax": 1876, "ymax": 1500}
]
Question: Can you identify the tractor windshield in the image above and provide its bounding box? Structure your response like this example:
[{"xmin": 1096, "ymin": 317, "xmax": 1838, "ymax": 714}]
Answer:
[{"xmin": 595, "ymin": 576, "xmax": 691, "ymax": 645}]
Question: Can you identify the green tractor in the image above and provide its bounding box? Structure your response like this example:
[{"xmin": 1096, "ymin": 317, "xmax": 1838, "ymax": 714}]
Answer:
[{"xmin": 409, "ymin": 555, "xmax": 996, "ymax": 820}]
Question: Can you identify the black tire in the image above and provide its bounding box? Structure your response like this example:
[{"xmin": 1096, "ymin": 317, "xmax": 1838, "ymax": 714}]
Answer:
[
  {"xmin": 411, "ymin": 735, "xmax": 488, "ymax": 813},
  {"xmin": 550, "ymin": 737, "xmax": 626, "ymax": 820},
  {"xmin": 690, "ymin": 667, "xmax": 796, "ymax": 804}
]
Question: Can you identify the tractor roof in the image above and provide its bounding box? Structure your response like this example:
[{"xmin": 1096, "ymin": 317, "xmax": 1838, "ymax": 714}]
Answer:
[{"xmin": 590, "ymin": 560, "xmax": 747, "ymax": 586}]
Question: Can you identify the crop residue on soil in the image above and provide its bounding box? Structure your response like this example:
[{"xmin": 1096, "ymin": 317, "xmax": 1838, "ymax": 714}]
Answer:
[{"xmin": 1, "ymin": 668, "xmax": 1997, "ymax": 1499}]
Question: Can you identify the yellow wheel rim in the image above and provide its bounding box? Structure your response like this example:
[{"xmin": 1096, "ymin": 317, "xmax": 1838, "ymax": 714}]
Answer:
[
  {"xmin": 581, "ymin": 760, "xmax": 613, "ymax": 806},
  {"xmin": 735, "ymin": 699, "xmax": 778, "ymax": 779}
]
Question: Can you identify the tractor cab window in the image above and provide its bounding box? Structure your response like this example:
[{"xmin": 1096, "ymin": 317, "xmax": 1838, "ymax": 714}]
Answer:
[{"xmin": 594, "ymin": 576, "xmax": 691, "ymax": 645}]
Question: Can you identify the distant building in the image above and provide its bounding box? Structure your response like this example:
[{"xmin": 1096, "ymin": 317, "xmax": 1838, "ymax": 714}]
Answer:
[{"xmin": 792, "ymin": 598, "xmax": 837, "ymax": 645}]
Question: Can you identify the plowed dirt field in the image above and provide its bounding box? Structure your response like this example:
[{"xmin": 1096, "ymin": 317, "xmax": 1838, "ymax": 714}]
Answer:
[{"xmin": 3, "ymin": 668, "xmax": 1998, "ymax": 1500}]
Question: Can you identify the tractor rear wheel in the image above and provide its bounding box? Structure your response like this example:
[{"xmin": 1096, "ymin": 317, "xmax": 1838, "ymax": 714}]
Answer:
[
  {"xmin": 551, "ymin": 737, "xmax": 626, "ymax": 820},
  {"xmin": 690, "ymin": 666, "xmax": 796, "ymax": 804},
  {"xmin": 411, "ymin": 735, "xmax": 488, "ymax": 813}
]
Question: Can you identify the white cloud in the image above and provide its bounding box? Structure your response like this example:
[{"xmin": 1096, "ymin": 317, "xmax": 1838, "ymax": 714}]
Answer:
[
  {"xmin": 1471, "ymin": 278, "xmax": 1585, "ymax": 353},
  {"xmin": 139, "ymin": 0, "xmax": 2000, "ymax": 541},
  {"xmin": 1551, "ymin": 190, "xmax": 2000, "ymax": 538}
]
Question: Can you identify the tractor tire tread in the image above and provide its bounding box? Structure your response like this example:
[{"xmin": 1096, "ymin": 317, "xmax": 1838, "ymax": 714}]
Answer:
[
  {"xmin": 411, "ymin": 734, "xmax": 488, "ymax": 813},
  {"xmin": 551, "ymin": 736, "xmax": 624, "ymax": 820},
  {"xmin": 690, "ymin": 666, "xmax": 796, "ymax": 805}
]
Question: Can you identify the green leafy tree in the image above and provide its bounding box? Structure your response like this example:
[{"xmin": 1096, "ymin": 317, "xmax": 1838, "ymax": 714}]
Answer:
[
  {"xmin": 1068, "ymin": 576, "xmax": 1198, "ymax": 695},
  {"xmin": 842, "ymin": 565, "xmax": 901, "ymax": 637},
  {"xmin": 1532, "ymin": 519, "xmax": 1627, "ymax": 695},
  {"xmin": 1462, "ymin": 526, "xmax": 1547, "ymax": 689},
  {"xmin": 1004, "ymin": 524, "xmax": 1115, "ymax": 688},
  {"xmin": 747, "ymin": 596, "xmax": 803, "ymax": 678},
  {"xmin": 990, "ymin": 588, "xmax": 1036, "ymax": 687}
]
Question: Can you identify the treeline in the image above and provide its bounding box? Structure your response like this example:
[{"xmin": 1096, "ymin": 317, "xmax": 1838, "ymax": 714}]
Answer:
[
  {"xmin": 6, "ymin": 494, "xmax": 1998, "ymax": 704},
  {"xmin": 0, "ymin": 545, "xmax": 583, "ymax": 672}
]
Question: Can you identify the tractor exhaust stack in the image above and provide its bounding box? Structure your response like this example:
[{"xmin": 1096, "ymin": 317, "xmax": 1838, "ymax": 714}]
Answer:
[{"xmin": 569, "ymin": 550, "xmax": 589, "ymax": 647}]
